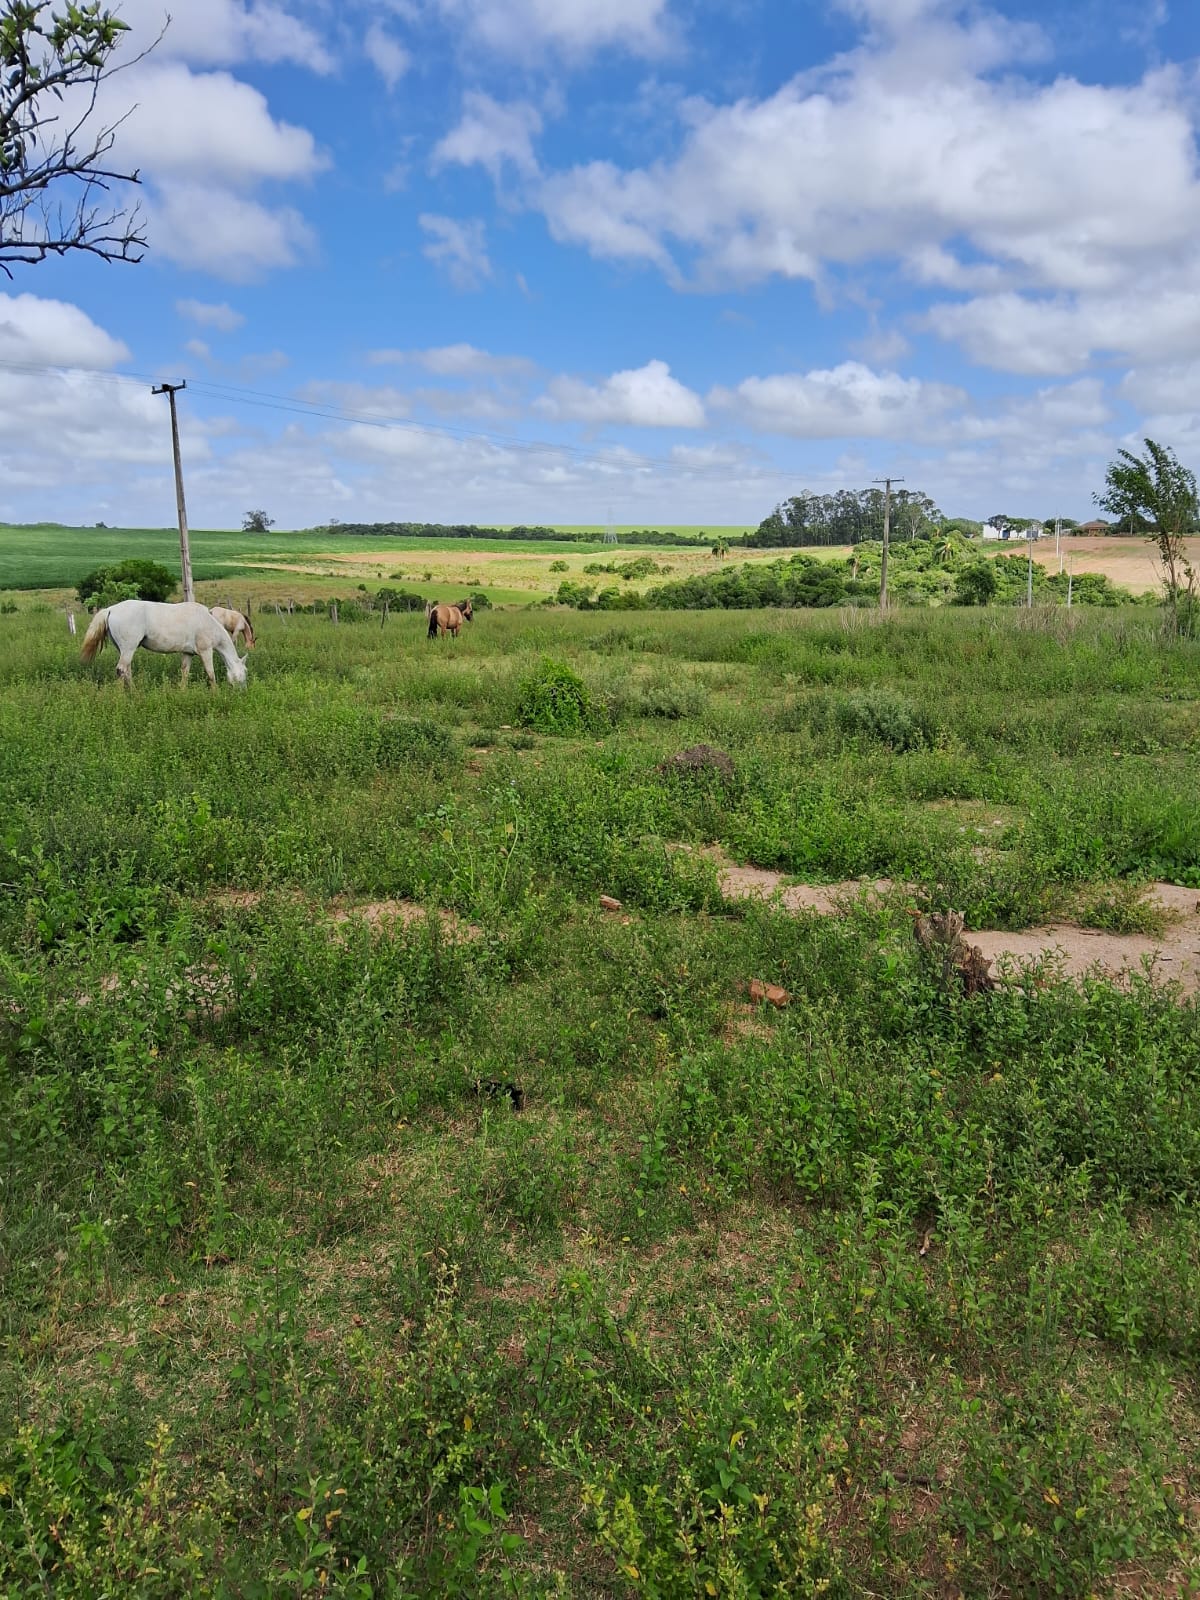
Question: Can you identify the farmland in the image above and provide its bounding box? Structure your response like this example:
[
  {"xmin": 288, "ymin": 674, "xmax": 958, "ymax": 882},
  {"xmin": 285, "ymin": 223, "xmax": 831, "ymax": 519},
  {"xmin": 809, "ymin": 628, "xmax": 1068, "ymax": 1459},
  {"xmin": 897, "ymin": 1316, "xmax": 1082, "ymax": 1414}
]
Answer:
[{"xmin": 3, "ymin": 589, "xmax": 1200, "ymax": 1596}]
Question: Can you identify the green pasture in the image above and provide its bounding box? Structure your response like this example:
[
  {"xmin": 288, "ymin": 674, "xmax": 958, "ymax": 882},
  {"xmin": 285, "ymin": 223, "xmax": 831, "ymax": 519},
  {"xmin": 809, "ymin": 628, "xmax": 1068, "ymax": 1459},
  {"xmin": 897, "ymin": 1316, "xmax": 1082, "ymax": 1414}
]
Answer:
[
  {"xmin": 3, "ymin": 603, "xmax": 1200, "ymax": 1596},
  {"xmin": 0, "ymin": 525, "xmax": 645, "ymax": 594}
]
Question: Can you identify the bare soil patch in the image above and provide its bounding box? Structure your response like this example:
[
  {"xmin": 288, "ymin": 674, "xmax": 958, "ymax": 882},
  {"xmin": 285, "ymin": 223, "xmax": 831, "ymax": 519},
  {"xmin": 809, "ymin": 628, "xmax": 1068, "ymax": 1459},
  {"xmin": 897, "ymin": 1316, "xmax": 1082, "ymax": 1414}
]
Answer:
[
  {"xmin": 206, "ymin": 888, "xmax": 479, "ymax": 940},
  {"xmin": 718, "ymin": 863, "xmax": 1200, "ymax": 994},
  {"xmin": 1027, "ymin": 534, "xmax": 1200, "ymax": 595}
]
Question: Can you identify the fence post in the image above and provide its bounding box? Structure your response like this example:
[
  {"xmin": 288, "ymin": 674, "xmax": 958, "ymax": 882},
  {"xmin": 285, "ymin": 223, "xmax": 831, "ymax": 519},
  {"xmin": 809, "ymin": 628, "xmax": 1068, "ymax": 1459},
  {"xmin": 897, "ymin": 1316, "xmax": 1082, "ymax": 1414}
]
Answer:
[
  {"xmin": 331, "ymin": 602, "xmax": 338, "ymax": 624},
  {"xmin": 67, "ymin": 611, "xmax": 76, "ymax": 636},
  {"xmin": 381, "ymin": 601, "xmax": 389, "ymax": 628}
]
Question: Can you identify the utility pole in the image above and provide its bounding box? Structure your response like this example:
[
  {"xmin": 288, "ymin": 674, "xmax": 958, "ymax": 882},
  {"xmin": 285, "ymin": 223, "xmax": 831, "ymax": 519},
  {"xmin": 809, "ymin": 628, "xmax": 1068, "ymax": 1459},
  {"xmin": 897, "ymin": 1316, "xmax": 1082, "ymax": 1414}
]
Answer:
[
  {"xmin": 152, "ymin": 380, "xmax": 194, "ymax": 602},
  {"xmin": 1026, "ymin": 525, "xmax": 1034, "ymax": 608},
  {"xmin": 873, "ymin": 476, "xmax": 904, "ymax": 610}
]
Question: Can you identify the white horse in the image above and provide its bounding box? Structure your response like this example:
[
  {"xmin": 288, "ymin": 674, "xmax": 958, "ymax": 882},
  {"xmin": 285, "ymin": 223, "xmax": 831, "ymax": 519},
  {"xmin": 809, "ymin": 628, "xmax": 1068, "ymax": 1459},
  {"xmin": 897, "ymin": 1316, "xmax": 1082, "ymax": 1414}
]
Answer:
[
  {"xmin": 210, "ymin": 606, "xmax": 255, "ymax": 652},
  {"xmin": 81, "ymin": 599, "xmax": 247, "ymax": 689}
]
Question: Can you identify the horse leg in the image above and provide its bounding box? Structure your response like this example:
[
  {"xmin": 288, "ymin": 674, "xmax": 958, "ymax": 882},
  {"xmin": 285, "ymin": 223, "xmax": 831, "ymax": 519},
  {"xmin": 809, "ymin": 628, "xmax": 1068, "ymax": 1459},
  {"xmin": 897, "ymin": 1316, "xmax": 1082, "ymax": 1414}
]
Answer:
[
  {"xmin": 181, "ymin": 655, "xmax": 192, "ymax": 687},
  {"xmin": 116, "ymin": 650, "xmax": 134, "ymax": 689},
  {"xmin": 199, "ymin": 647, "xmax": 217, "ymax": 688}
]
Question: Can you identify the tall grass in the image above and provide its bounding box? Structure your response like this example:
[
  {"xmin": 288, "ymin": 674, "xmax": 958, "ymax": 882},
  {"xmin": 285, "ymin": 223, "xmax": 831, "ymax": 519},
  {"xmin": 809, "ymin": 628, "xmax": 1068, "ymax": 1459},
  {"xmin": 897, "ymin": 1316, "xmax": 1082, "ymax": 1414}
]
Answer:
[{"xmin": 2, "ymin": 602, "xmax": 1200, "ymax": 1595}]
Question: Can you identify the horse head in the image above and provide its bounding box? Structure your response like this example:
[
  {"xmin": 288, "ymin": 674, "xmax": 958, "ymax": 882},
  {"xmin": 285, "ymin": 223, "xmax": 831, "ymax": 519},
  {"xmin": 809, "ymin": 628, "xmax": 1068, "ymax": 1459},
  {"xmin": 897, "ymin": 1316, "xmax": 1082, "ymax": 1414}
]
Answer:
[
  {"xmin": 229, "ymin": 653, "xmax": 249, "ymax": 687},
  {"xmin": 460, "ymin": 599, "xmax": 474, "ymax": 622}
]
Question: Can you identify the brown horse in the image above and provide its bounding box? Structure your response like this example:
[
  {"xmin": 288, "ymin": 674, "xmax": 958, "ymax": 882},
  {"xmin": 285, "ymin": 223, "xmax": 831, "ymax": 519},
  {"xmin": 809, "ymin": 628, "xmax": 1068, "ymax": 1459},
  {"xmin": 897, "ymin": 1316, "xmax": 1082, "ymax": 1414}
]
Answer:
[
  {"xmin": 210, "ymin": 606, "xmax": 255, "ymax": 652},
  {"xmin": 426, "ymin": 598, "xmax": 474, "ymax": 639}
]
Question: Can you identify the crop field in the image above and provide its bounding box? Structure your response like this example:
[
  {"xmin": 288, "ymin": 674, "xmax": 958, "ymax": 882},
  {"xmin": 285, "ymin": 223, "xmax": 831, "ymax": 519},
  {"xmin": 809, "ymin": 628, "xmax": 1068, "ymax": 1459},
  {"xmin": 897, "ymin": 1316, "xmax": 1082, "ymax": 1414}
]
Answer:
[{"xmin": 4, "ymin": 598, "xmax": 1200, "ymax": 1596}]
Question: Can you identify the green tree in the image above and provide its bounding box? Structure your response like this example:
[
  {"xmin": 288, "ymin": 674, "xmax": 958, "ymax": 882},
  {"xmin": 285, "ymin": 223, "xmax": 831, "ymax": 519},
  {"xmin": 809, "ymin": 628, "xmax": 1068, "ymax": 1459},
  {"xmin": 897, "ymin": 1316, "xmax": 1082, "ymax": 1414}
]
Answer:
[
  {"xmin": 1, "ymin": 2, "xmax": 152, "ymax": 270},
  {"xmin": 242, "ymin": 509, "xmax": 275, "ymax": 533},
  {"xmin": 77, "ymin": 558, "xmax": 175, "ymax": 607},
  {"xmin": 1096, "ymin": 438, "xmax": 1198, "ymax": 629},
  {"xmin": 954, "ymin": 561, "xmax": 998, "ymax": 607}
]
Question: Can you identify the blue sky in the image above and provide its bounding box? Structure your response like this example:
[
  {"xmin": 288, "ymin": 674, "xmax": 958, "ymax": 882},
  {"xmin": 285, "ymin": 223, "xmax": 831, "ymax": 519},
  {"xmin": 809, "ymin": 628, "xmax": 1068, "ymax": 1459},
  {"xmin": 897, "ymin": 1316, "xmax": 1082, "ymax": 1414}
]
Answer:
[{"xmin": 4, "ymin": 0, "xmax": 1199, "ymax": 529}]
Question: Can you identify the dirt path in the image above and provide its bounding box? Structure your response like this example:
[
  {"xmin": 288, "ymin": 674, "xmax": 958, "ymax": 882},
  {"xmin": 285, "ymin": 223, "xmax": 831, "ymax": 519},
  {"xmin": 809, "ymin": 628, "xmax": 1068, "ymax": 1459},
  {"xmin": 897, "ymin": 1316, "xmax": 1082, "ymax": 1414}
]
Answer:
[{"xmin": 718, "ymin": 866, "xmax": 1200, "ymax": 993}]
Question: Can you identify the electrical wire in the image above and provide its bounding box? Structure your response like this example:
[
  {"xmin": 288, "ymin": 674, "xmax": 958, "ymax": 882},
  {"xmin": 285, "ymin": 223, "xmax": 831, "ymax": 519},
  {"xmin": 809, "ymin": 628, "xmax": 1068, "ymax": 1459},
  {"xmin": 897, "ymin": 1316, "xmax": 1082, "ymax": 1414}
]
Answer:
[{"xmin": 0, "ymin": 353, "xmax": 797, "ymax": 487}]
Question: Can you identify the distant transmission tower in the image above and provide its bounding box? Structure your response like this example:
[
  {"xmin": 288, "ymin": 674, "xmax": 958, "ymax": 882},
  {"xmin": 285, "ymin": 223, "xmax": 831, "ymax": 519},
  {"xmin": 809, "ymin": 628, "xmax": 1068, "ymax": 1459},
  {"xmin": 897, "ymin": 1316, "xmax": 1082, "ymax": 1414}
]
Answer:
[{"xmin": 603, "ymin": 504, "xmax": 617, "ymax": 545}]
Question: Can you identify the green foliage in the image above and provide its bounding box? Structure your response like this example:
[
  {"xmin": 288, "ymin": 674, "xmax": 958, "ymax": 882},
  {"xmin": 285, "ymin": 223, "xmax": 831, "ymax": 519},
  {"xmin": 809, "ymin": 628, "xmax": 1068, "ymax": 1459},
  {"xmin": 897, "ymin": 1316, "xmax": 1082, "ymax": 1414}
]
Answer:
[
  {"xmin": 833, "ymin": 686, "xmax": 938, "ymax": 751},
  {"xmin": 749, "ymin": 486, "xmax": 942, "ymax": 547},
  {"xmin": 77, "ymin": 559, "xmax": 176, "ymax": 607},
  {"xmin": 242, "ymin": 509, "xmax": 275, "ymax": 533},
  {"xmin": 955, "ymin": 559, "xmax": 999, "ymax": 606},
  {"xmin": 1, "ymin": 604, "xmax": 1200, "ymax": 1596},
  {"xmin": 515, "ymin": 656, "xmax": 601, "ymax": 734}
]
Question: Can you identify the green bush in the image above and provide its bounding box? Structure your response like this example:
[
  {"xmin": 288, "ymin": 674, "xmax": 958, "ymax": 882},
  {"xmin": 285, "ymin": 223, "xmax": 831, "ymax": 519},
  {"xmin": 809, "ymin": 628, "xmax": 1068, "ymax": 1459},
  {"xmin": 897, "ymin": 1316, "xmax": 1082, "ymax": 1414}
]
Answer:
[
  {"xmin": 77, "ymin": 559, "xmax": 176, "ymax": 607},
  {"xmin": 515, "ymin": 657, "xmax": 601, "ymax": 734},
  {"xmin": 954, "ymin": 560, "xmax": 998, "ymax": 605},
  {"xmin": 833, "ymin": 687, "xmax": 937, "ymax": 751}
]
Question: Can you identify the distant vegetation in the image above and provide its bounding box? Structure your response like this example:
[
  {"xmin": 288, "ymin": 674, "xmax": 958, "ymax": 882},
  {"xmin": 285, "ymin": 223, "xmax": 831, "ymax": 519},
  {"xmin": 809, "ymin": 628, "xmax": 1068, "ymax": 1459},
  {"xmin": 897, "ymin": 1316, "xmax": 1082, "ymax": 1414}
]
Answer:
[
  {"xmin": 552, "ymin": 537, "xmax": 1139, "ymax": 611},
  {"xmin": 316, "ymin": 521, "xmax": 711, "ymax": 546},
  {"xmin": 748, "ymin": 487, "xmax": 944, "ymax": 547}
]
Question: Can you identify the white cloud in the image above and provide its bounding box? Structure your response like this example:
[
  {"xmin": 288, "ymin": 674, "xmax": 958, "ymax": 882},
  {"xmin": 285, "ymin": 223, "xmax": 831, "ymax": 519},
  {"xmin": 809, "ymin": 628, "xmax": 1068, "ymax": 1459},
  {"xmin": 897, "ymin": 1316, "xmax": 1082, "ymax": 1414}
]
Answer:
[
  {"xmin": 419, "ymin": 214, "xmax": 492, "ymax": 290},
  {"xmin": 432, "ymin": 0, "xmax": 671, "ymax": 60},
  {"xmin": 184, "ymin": 338, "xmax": 212, "ymax": 361},
  {"xmin": 527, "ymin": 1, "xmax": 1200, "ymax": 381},
  {"xmin": 537, "ymin": 359, "xmax": 705, "ymax": 427},
  {"xmin": 711, "ymin": 362, "xmax": 962, "ymax": 439},
  {"xmin": 364, "ymin": 21, "xmax": 410, "ymax": 88},
  {"xmin": 111, "ymin": 63, "xmax": 323, "ymax": 188},
  {"xmin": 924, "ymin": 274, "xmax": 1200, "ymax": 375},
  {"xmin": 433, "ymin": 93, "xmax": 542, "ymax": 180},
  {"xmin": 150, "ymin": 184, "xmax": 316, "ymax": 278},
  {"xmin": 0, "ymin": 294, "xmax": 130, "ymax": 369},
  {"xmin": 366, "ymin": 343, "xmax": 534, "ymax": 377},
  {"xmin": 112, "ymin": 0, "xmax": 332, "ymax": 72},
  {"xmin": 176, "ymin": 299, "xmax": 246, "ymax": 332}
]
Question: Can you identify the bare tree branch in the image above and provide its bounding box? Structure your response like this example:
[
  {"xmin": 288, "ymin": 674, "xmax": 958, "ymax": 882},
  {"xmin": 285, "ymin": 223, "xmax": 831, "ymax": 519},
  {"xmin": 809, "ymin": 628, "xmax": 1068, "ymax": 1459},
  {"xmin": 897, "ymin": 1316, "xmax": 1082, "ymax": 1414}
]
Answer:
[{"xmin": 1, "ymin": 1, "xmax": 165, "ymax": 272}]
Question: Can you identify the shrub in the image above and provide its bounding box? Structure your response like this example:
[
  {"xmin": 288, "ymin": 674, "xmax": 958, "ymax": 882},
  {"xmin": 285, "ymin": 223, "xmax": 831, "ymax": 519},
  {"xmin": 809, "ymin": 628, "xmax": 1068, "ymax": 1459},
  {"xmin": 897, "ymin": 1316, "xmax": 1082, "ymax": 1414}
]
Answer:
[
  {"xmin": 376, "ymin": 587, "xmax": 427, "ymax": 612},
  {"xmin": 77, "ymin": 559, "xmax": 176, "ymax": 607},
  {"xmin": 833, "ymin": 687, "xmax": 937, "ymax": 751},
  {"xmin": 955, "ymin": 561, "xmax": 998, "ymax": 606},
  {"xmin": 515, "ymin": 657, "xmax": 601, "ymax": 734}
]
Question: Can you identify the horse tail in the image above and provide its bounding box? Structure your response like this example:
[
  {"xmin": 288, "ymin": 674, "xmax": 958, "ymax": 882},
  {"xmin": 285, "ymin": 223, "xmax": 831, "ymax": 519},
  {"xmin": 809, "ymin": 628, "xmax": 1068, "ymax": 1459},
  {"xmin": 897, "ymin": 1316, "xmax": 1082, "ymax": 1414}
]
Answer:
[
  {"xmin": 427, "ymin": 606, "xmax": 439, "ymax": 639},
  {"xmin": 81, "ymin": 608, "xmax": 109, "ymax": 662}
]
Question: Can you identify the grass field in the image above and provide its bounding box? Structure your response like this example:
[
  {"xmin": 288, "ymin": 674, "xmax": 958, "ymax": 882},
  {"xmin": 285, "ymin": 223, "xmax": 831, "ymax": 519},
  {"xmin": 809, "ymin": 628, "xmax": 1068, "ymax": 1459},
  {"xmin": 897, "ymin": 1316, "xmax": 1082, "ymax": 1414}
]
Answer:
[
  {"xmin": 5, "ymin": 524, "xmax": 1185, "ymax": 609},
  {"xmin": 0, "ymin": 525, "xmax": 772, "ymax": 608},
  {"xmin": 4, "ymin": 601, "xmax": 1200, "ymax": 1596}
]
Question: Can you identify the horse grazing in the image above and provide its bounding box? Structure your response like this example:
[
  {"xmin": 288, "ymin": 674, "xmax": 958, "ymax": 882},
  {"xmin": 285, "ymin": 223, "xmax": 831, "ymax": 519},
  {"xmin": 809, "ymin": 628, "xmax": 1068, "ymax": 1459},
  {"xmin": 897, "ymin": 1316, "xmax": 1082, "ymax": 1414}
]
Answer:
[
  {"xmin": 425, "ymin": 598, "xmax": 474, "ymax": 640},
  {"xmin": 210, "ymin": 606, "xmax": 255, "ymax": 652},
  {"xmin": 81, "ymin": 599, "xmax": 248, "ymax": 689}
]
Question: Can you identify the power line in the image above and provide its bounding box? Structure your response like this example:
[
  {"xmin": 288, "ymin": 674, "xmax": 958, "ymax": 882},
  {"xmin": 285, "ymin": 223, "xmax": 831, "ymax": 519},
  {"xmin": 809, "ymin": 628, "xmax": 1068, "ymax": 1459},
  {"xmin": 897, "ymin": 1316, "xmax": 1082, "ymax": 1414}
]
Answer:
[{"xmin": 0, "ymin": 354, "xmax": 804, "ymax": 489}]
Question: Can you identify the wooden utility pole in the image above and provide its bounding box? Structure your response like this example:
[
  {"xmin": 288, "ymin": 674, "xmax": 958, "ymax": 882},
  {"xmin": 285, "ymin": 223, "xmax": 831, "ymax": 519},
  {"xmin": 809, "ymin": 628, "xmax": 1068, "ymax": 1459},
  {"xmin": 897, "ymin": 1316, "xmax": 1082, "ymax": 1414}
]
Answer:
[
  {"xmin": 873, "ymin": 476, "xmax": 904, "ymax": 610},
  {"xmin": 152, "ymin": 381, "xmax": 194, "ymax": 602}
]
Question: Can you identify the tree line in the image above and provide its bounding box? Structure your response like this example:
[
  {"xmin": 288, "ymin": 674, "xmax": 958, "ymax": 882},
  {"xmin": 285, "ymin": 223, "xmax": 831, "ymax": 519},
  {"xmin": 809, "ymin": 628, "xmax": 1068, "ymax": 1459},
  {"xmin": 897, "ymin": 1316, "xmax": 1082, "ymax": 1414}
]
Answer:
[{"xmin": 748, "ymin": 489, "xmax": 944, "ymax": 547}]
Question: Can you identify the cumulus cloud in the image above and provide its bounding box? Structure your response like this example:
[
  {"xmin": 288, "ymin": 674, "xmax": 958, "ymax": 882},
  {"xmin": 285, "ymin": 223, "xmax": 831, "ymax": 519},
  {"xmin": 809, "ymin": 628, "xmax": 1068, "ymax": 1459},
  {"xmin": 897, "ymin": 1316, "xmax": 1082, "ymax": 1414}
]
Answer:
[
  {"xmin": 924, "ymin": 277, "xmax": 1200, "ymax": 375},
  {"xmin": 711, "ymin": 362, "xmax": 962, "ymax": 439},
  {"xmin": 537, "ymin": 359, "xmax": 705, "ymax": 427},
  {"xmin": 151, "ymin": 184, "xmax": 316, "ymax": 278},
  {"xmin": 110, "ymin": 63, "xmax": 323, "ymax": 188},
  {"xmin": 364, "ymin": 21, "xmax": 410, "ymax": 88},
  {"xmin": 419, "ymin": 214, "xmax": 492, "ymax": 289},
  {"xmin": 525, "ymin": 0, "xmax": 1200, "ymax": 377},
  {"xmin": 433, "ymin": 93, "xmax": 542, "ymax": 180},
  {"xmin": 176, "ymin": 299, "xmax": 246, "ymax": 332},
  {"xmin": 112, "ymin": 0, "xmax": 332, "ymax": 72},
  {"xmin": 366, "ymin": 343, "xmax": 535, "ymax": 377},
  {"xmin": 0, "ymin": 293, "xmax": 130, "ymax": 369},
  {"xmin": 432, "ymin": 0, "xmax": 671, "ymax": 60}
]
